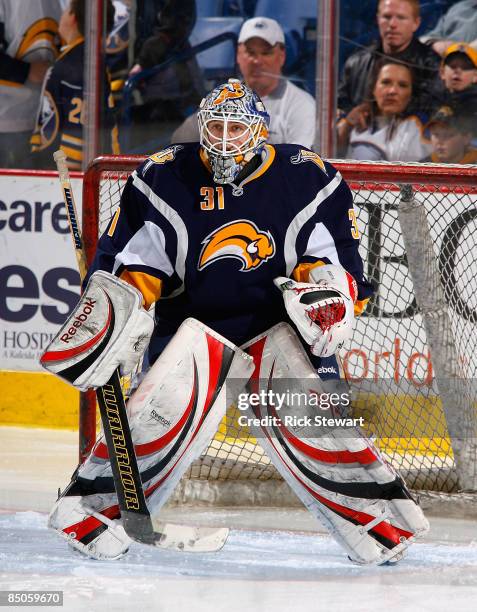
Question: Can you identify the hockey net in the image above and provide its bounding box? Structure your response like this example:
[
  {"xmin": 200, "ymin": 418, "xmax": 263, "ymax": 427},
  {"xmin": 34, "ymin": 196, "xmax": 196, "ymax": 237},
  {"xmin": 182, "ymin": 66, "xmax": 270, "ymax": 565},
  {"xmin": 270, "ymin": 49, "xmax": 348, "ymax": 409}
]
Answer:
[{"xmin": 81, "ymin": 156, "xmax": 477, "ymax": 505}]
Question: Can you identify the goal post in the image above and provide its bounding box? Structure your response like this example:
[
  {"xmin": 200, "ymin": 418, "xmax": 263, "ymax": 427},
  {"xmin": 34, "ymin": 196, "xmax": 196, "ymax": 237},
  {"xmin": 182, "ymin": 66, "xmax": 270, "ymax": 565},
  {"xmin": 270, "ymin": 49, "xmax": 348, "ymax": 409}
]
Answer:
[{"xmin": 80, "ymin": 156, "xmax": 477, "ymax": 501}]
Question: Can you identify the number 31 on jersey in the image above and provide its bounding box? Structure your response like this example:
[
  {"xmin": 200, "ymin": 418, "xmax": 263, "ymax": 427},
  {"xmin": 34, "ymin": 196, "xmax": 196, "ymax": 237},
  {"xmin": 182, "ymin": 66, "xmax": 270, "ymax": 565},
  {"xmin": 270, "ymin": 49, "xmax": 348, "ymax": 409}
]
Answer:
[{"xmin": 200, "ymin": 186, "xmax": 225, "ymax": 211}]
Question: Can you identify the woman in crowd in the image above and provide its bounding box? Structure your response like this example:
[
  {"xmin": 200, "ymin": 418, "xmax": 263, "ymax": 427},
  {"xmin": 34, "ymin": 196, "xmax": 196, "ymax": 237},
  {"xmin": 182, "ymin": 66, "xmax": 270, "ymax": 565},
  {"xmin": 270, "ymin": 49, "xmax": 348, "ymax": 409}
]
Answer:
[{"xmin": 337, "ymin": 58, "xmax": 431, "ymax": 161}]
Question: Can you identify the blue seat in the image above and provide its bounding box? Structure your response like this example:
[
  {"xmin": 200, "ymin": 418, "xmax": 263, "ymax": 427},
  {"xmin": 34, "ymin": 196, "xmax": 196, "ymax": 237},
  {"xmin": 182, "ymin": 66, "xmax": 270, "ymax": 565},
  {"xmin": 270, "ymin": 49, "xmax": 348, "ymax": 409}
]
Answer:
[
  {"xmin": 189, "ymin": 17, "xmax": 243, "ymax": 83},
  {"xmin": 253, "ymin": 0, "xmax": 316, "ymax": 37},
  {"xmin": 223, "ymin": 0, "xmax": 256, "ymax": 18},
  {"xmin": 196, "ymin": 0, "xmax": 223, "ymax": 18},
  {"xmin": 418, "ymin": 1, "xmax": 452, "ymax": 36}
]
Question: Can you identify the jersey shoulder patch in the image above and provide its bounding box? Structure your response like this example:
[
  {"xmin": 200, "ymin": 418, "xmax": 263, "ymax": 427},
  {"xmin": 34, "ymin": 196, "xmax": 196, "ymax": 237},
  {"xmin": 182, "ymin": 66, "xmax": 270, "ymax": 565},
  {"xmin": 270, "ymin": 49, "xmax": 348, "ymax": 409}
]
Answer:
[
  {"xmin": 141, "ymin": 145, "xmax": 184, "ymax": 176},
  {"xmin": 290, "ymin": 148, "xmax": 328, "ymax": 175}
]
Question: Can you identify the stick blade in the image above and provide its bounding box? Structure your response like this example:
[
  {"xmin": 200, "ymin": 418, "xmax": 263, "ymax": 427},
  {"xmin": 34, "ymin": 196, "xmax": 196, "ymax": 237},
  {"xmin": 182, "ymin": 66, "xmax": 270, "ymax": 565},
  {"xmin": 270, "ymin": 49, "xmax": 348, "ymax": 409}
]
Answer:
[
  {"xmin": 121, "ymin": 511, "xmax": 229, "ymax": 552},
  {"xmin": 154, "ymin": 523, "xmax": 229, "ymax": 553}
]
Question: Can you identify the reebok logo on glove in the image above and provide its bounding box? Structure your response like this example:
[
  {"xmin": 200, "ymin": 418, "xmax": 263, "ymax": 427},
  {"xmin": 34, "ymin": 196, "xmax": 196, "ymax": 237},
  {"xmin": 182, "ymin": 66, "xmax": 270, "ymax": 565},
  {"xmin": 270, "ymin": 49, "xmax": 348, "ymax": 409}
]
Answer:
[{"xmin": 60, "ymin": 297, "xmax": 97, "ymax": 343}]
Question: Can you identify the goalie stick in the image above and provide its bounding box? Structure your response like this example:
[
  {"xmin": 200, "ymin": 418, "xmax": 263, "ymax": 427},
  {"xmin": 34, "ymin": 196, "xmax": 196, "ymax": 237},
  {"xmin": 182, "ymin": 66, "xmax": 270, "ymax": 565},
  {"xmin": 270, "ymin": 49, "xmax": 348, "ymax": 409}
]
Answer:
[{"xmin": 53, "ymin": 149, "xmax": 228, "ymax": 553}]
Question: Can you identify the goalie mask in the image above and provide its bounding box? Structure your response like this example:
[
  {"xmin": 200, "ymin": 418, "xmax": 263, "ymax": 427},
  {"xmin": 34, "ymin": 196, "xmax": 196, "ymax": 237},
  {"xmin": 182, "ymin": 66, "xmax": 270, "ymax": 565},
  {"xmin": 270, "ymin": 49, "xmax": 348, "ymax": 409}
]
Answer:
[{"xmin": 198, "ymin": 78, "xmax": 270, "ymax": 185}]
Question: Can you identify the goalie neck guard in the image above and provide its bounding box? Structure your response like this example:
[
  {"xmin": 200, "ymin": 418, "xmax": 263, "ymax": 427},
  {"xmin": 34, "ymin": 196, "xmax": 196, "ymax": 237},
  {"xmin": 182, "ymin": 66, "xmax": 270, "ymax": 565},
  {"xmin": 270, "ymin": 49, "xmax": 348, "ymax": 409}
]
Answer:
[{"xmin": 198, "ymin": 78, "xmax": 270, "ymax": 185}]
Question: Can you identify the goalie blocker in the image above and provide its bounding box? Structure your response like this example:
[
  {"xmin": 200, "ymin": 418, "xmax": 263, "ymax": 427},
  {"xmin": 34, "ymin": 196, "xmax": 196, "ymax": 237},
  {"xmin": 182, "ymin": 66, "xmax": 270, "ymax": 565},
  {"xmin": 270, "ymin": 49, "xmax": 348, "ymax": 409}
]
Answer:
[{"xmin": 40, "ymin": 271, "xmax": 155, "ymax": 390}]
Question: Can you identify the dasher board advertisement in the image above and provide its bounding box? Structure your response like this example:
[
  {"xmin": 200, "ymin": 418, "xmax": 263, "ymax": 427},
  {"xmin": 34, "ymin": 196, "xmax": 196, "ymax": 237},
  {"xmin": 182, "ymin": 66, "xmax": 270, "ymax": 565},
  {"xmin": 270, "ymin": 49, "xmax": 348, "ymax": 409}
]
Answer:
[{"xmin": 0, "ymin": 170, "xmax": 83, "ymax": 371}]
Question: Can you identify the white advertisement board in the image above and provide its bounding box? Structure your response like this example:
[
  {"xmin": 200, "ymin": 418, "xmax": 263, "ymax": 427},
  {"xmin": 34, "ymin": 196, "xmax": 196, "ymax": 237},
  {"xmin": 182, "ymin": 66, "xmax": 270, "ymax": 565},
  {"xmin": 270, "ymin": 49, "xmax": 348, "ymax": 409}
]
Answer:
[{"xmin": 0, "ymin": 171, "xmax": 83, "ymax": 371}]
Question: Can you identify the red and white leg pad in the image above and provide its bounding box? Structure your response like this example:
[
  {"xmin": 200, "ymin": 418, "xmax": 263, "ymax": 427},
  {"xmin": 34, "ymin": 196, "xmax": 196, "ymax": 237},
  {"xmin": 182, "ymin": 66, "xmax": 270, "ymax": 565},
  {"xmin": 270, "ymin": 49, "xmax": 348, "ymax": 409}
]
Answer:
[
  {"xmin": 242, "ymin": 323, "xmax": 429, "ymax": 565},
  {"xmin": 49, "ymin": 318, "xmax": 254, "ymax": 559}
]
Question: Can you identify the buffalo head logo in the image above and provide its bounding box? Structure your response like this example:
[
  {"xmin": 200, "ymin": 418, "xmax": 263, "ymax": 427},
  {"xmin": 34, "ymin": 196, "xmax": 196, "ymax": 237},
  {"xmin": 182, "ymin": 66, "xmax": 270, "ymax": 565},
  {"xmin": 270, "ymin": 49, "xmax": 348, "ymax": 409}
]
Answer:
[
  {"xmin": 213, "ymin": 82, "xmax": 245, "ymax": 106},
  {"xmin": 198, "ymin": 220, "xmax": 275, "ymax": 272}
]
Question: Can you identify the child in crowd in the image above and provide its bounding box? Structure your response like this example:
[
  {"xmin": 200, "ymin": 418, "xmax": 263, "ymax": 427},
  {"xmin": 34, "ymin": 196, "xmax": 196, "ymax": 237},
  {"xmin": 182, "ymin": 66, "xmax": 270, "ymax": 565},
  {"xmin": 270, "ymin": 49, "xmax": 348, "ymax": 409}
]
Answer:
[
  {"xmin": 435, "ymin": 43, "xmax": 477, "ymax": 114},
  {"xmin": 425, "ymin": 105, "xmax": 477, "ymax": 164}
]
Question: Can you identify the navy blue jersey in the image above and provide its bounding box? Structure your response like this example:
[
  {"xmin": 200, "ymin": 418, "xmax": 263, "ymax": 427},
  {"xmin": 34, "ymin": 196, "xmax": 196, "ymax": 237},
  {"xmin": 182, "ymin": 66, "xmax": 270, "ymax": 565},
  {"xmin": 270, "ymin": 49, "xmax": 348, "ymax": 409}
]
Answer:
[
  {"xmin": 90, "ymin": 143, "xmax": 374, "ymax": 347},
  {"xmin": 31, "ymin": 37, "xmax": 119, "ymax": 169}
]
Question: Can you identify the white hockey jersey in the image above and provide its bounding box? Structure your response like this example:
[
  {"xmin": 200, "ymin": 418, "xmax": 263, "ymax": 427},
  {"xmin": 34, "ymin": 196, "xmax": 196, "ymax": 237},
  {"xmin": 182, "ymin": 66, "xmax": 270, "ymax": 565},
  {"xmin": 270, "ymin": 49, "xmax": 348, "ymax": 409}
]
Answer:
[{"xmin": 0, "ymin": 0, "xmax": 61, "ymax": 132}]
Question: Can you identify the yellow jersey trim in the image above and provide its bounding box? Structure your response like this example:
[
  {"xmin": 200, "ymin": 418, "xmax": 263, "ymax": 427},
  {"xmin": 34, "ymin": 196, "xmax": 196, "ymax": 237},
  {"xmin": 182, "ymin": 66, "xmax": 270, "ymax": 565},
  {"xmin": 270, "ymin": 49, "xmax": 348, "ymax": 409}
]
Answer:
[
  {"xmin": 354, "ymin": 298, "xmax": 370, "ymax": 316},
  {"xmin": 199, "ymin": 144, "xmax": 276, "ymax": 186},
  {"xmin": 0, "ymin": 79, "xmax": 22, "ymax": 88},
  {"xmin": 238, "ymin": 144, "xmax": 276, "ymax": 188},
  {"xmin": 292, "ymin": 260, "xmax": 325, "ymax": 283},
  {"xmin": 119, "ymin": 270, "xmax": 163, "ymax": 310},
  {"xmin": 57, "ymin": 36, "xmax": 85, "ymax": 61},
  {"xmin": 60, "ymin": 144, "xmax": 83, "ymax": 161}
]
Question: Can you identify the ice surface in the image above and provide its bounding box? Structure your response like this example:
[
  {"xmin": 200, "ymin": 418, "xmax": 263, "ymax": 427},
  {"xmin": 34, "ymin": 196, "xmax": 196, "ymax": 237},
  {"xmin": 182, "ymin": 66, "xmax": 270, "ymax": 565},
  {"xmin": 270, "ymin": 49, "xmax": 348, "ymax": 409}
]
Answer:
[
  {"xmin": 1, "ymin": 427, "xmax": 477, "ymax": 611},
  {"xmin": 1, "ymin": 509, "xmax": 477, "ymax": 612}
]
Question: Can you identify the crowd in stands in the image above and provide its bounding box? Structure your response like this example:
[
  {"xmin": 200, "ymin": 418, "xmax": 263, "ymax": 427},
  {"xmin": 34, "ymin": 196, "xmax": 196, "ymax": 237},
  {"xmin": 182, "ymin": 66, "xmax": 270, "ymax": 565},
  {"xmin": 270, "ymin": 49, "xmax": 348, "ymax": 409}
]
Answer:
[
  {"xmin": 0, "ymin": 0, "xmax": 476, "ymax": 170},
  {"xmin": 126, "ymin": 0, "xmax": 205, "ymax": 149},
  {"xmin": 0, "ymin": 0, "xmax": 62, "ymax": 168},
  {"xmin": 337, "ymin": 0, "xmax": 477, "ymax": 163}
]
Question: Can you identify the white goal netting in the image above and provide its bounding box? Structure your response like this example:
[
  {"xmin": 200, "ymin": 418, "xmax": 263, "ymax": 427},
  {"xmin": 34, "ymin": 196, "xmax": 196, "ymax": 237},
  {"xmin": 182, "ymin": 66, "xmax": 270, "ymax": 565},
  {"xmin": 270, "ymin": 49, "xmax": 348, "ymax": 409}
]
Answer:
[{"xmin": 82, "ymin": 157, "xmax": 477, "ymax": 504}]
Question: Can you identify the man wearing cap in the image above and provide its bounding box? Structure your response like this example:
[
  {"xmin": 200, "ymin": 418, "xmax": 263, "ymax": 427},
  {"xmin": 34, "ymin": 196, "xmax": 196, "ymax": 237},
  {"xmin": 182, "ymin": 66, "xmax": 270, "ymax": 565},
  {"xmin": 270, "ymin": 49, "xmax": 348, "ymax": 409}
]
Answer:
[
  {"xmin": 425, "ymin": 105, "xmax": 477, "ymax": 164},
  {"xmin": 171, "ymin": 17, "xmax": 316, "ymax": 148}
]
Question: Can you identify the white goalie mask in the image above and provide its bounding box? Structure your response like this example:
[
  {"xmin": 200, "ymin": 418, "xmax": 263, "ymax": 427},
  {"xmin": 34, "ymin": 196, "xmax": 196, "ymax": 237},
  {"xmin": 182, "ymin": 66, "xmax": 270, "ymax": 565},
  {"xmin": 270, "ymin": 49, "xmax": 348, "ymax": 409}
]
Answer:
[{"xmin": 198, "ymin": 78, "xmax": 270, "ymax": 184}]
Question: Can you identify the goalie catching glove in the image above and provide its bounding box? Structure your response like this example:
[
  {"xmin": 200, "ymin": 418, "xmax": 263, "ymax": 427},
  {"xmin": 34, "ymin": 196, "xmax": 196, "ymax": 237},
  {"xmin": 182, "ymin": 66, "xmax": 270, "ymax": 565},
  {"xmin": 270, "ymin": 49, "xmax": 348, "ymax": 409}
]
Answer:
[
  {"xmin": 40, "ymin": 270, "xmax": 154, "ymax": 390},
  {"xmin": 274, "ymin": 264, "xmax": 357, "ymax": 357}
]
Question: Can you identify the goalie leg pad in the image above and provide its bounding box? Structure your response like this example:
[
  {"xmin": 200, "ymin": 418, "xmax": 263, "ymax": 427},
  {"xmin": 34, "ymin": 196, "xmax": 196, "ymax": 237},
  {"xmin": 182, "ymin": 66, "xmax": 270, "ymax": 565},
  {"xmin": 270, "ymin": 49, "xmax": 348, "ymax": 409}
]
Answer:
[
  {"xmin": 242, "ymin": 323, "xmax": 429, "ymax": 565},
  {"xmin": 121, "ymin": 317, "xmax": 254, "ymax": 515},
  {"xmin": 50, "ymin": 318, "xmax": 254, "ymax": 557}
]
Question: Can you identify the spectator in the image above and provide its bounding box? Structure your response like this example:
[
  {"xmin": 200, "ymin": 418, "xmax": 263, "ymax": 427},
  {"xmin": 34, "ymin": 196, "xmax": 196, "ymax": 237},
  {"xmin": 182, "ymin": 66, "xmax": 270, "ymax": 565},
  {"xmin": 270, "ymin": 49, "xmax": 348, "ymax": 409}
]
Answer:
[
  {"xmin": 338, "ymin": 0, "xmax": 440, "ymax": 117},
  {"xmin": 425, "ymin": 105, "xmax": 477, "ymax": 164},
  {"xmin": 30, "ymin": 0, "xmax": 118, "ymax": 170},
  {"xmin": 430, "ymin": 43, "xmax": 477, "ymax": 120},
  {"xmin": 440, "ymin": 43, "xmax": 477, "ymax": 93},
  {"xmin": 337, "ymin": 59, "xmax": 431, "ymax": 161},
  {"xmin": 127, "ymin": 0, "xmax": 204, "ymax": 145},
  {"xmin": 0, "ymin": 0, "xmax": 62, "ymax": 168},
  {"xmin": 438, "ymin": 43, "xmax": 477, "ymax": 107},
  {"xmin": 420, "ymin": 0, "xmax": 477, "ymax": 57},
  {"xmin": 171, "ymin": 17, "xmax": 316, "ymax": 148}
]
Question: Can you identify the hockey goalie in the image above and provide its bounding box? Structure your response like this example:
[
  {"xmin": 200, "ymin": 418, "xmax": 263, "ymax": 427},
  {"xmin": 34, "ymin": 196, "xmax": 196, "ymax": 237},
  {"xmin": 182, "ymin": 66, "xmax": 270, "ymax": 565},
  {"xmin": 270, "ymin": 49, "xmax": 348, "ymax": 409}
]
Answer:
[{"xmin": 41, "ymin": 78, "xmax": 428, "ymax": 563}]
